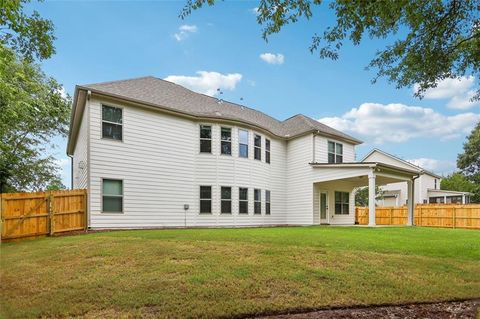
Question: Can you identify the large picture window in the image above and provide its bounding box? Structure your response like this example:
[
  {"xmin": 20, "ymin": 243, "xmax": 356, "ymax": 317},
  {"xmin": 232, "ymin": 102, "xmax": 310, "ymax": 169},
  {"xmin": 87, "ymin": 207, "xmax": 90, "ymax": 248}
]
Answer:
[
  {"xmin": 102, "ymin": 105, "xmax": 122, "ymax": 140},
  {"xmin": 265, "ymin": 190, "xmax": 271, "ymax": 215},
  {"xmin": 254, "ymin": 189, "xmax": 261, "ymax": 214},
  {"xmin": 221, "ymin": 127, "xmax": 232, "ymax": 155},
  {"xmin": 265, "ymin": 139, "xmax": 271, "ymax": 164},
  {"xmin": 334, "ymin": 191, "xmax": 349, "ymax": 215},
  {"xmin": 102, "ymin": 179, "xmax": 123, "ymax": 213},
  {"xmin": 200, "ymin": 125, "xmax": 212, "ymax": 153},
  {"xmin": 328, "ymin": 141, "xmax": 343, "ymax": 163},
  {"xmin": 254, "ymin": 134, "xmax": 261, "ymax": 160},
  {"xmin": 239, "ymin": 187, "xmax": 248, "ymax": 214},
  {"xmin": 239, "ymin": 129, "xmax": 249, "ymax": 158},
  {"xmin": 221, "ymin": 187, "xmax": 232, "ymax": 214},
  {"xmin": 200, "ymin": 186, "xmax": 212, "ymax": 213}
]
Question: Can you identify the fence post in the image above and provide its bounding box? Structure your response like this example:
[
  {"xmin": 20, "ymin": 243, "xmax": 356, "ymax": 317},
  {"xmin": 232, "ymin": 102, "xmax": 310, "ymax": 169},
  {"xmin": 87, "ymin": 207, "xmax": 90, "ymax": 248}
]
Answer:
[{"xmin": 47, "ymin": 192, "xmax": 54, "ymax": 236}]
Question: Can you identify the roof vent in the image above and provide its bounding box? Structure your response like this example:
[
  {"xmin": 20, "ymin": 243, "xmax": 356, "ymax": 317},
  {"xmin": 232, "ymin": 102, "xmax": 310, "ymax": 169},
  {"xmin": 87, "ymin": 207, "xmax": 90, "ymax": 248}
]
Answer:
[{"xmin": 217, "ymin": 99, "xmax": 224, "ymax": 105}]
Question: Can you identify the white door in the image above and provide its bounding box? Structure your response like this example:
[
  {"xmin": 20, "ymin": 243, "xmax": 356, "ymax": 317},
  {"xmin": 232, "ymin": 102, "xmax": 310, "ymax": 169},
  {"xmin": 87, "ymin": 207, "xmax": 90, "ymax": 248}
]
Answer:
[{"xmin": 319, "ymin": 191, "xmax": 329, "ymax": 224}]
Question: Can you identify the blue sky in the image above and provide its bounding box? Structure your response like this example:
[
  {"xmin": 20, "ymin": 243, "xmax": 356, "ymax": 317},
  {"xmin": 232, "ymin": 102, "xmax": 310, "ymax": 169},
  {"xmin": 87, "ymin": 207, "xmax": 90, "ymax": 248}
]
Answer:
[{"xmin": 31, "ymin": 1, "xmax": 479, "ymax": 187}]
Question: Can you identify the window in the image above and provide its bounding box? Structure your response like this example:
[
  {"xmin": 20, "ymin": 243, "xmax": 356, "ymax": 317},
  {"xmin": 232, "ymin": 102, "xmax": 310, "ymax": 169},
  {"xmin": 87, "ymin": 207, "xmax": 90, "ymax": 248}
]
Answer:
[
  {"xmin": 200, "ymin": 186, "xmax": 212, "ymax": 213},
  {"xmin": 334, "ymin": 191, "xmax": 349, "ymax": 215},
  {"xmin": 221, "ymin": 187, "xmax": 232, "ymax": 214},
  {"xmin": 102, "ymin": 179, "xmax": 123, "ymax": 213},
  {"xmin": 239, "ymin": 187, "xmax": 248, "ymax": 214},
  {"xmin": 434, "ymin": 179, "xmax": 437, "ymax": 190},
  {"xmin": 220, "ymin": 127, "xmax": 232, "ymax": 155},
  {"xmin": 254, "ymin": 189, "xmax": 261, "ymax": 214},
  {"xmin": 265, "ymin": 190, "xmax": 271, "ymax": 215},
  {"xmin": 200, "ymin": 125, "xmax": 212, "ymax": 153},
  {"xmin": 102, "ymin": 105, "xmax": 122, "ymax": 140},
  {"xmin": 328, "ymin": 141, "xmax": 343, "ymax": 163},
  {"xmin": 254, "ymin": 134, "xmax": 261, "ymax": 160},
  {"xmin": 239, "ymin": 129, "xmax": 249, "ymax": 158},
  {"xmin": 265, "ymin": 139, "xmax": 271, "ymax": 164}
]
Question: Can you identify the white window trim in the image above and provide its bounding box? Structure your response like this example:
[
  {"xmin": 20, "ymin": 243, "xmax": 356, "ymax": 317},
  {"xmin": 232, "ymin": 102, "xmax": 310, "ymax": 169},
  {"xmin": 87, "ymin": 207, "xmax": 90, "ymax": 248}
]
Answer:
[
  {"xmin": 199, "ymin": 124, "xmax": 212, "ymax": 154},
  {"xmin": 238, "ymin": 187, "xmax": 249, "ymax": 214},
  {"xmin": 220, "ymin": 186, "xmax": 232, "ymax": 214},
  {"xmin": 101, "ymin": 178, "xmax": 124, "ymax": 214},
  {"xmin": 254, "ymin": 134, "xmax": 262, "ymax": 161},
  {"xmin": 238, "ymin": 129, "xmax": 249, "ymax": 159},
  {"xmin": 328, "ymin": 141, "xmax": 343, "ymax": 164},
  {"xmin": 265, "ymin": 190, "xmax": 271, "ymax": 215},
  {"xmin": 220, "ymin": 127, "xmax": 233, "ymax": 156},
  {"xmin": 199, "ymin": 185, "xmax": 212, "ymax": 214},
  {"xmin": 101, "ymin": 104, "xmax": 123, "ymax": 142},
  {"xmin": 254, "ymin": 188, "xmax": 262, "ymax": 214}
]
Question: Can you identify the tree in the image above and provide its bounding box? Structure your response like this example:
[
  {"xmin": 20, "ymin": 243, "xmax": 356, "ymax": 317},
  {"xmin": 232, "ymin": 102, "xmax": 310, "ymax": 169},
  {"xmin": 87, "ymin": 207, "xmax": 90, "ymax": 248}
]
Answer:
[
  {"xmin": 182, "ymin": 0, "xmax": 480, "ymax": 100},
  {"xmin": 457, "ymin": 121, "xmax": 480, "ymax": 184},
  {"xmin": 0, "ymin": 0, "xmax": 56, "ymax": 60},
  {"xmin": 441, "ymin": 172, "xmax": 479, "ymax": 202},
  {"xmin": 355, "ymin": 186, "xmax": 384, "ymax": 207},
  {"xmin": 0, "ymin": 44, "xmax": 70, "ymax": 192}
]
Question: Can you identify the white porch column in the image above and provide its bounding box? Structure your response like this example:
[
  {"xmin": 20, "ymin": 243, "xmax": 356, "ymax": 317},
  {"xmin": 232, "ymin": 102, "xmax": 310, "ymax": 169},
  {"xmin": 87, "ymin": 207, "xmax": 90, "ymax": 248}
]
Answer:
[
  {"xmin": 407, "ymin": 180, "xmax": 414, "ymax": 226},
  {"xmin": 462, "ymin": 194, "xmax": 466, "ymax": 204},
  {"xmin": 368, "ymin": 171, "xmax": 376, "ymax": 226}
]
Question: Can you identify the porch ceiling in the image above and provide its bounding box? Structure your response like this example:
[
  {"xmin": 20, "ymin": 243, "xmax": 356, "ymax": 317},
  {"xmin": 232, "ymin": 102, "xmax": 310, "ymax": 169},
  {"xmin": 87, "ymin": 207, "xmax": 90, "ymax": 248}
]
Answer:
[{"xmin": 310, "ymin": 162, "xmax": 419, "ymax": 187}]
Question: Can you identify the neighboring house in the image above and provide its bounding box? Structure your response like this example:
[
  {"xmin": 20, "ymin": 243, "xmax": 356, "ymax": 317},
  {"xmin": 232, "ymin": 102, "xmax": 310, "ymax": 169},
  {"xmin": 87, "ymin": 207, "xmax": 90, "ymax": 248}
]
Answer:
[
  {"xmin": 67, "ymin": 76, "xmax": 419, "ymax": 228},
  {"xmin": 362, "ymin": 149, "xmax": 471, "ymax": 206}
]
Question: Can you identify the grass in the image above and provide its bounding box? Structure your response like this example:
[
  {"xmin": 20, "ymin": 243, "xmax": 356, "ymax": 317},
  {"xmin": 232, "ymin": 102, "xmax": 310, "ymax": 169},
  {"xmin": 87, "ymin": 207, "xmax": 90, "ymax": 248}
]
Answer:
[{"xmin": 1, "ymin": 226, "xmax": 479, "ymax": 318}]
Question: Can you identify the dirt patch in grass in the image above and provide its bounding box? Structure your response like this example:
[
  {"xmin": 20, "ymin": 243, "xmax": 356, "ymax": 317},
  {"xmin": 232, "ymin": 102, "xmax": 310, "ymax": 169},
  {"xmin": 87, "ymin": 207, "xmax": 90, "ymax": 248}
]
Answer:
[{"xmin": 255, "ymin": 299, "xmax": 480, "ymax": 319}]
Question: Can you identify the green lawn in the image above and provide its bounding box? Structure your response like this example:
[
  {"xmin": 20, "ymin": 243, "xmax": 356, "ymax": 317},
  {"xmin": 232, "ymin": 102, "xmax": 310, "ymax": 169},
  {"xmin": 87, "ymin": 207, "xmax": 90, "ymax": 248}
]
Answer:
[{"xmin": 1, "ymin": 226, "xmax": 479, "ymax": 318}]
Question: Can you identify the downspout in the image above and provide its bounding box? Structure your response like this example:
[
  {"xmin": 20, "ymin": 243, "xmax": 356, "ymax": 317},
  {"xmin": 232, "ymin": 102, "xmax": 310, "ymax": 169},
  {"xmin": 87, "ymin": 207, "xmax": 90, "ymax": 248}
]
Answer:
[{"xmin": 68, "ymin": 154, "xmax": 73, "ymax": 189}]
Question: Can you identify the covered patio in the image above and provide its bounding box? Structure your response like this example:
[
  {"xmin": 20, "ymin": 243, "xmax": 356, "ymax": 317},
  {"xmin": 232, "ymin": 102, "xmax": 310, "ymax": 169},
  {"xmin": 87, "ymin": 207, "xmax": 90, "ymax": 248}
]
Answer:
[{"xmin": 310, "ymin": 162, "xmax": 420, "ymax": 226}]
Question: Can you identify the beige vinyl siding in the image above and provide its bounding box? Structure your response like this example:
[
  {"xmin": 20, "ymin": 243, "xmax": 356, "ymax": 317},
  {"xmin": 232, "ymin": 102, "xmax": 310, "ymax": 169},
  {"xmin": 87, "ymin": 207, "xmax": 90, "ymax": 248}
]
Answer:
[
  {"xmin": 72, "ymin": 104, "xmax": 89, "ymax": 189},
  {"xmin": 87, "ymin": 98, "xmax": 288, "ymax": 228},
  {"xmin": 88, "ymin": 98, "xmax": 196, "ymax": 228},
  {"xmin": 286, "ymin": 134, "xmax": 315, "ymax": 225},
  {"xmin": 314, "ymin": 135, "xmax": 356, "ymax": 163}
]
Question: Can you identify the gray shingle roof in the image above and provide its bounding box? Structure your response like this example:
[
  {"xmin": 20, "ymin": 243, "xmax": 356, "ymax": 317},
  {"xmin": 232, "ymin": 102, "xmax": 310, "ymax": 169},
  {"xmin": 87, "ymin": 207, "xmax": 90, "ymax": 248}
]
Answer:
[{"xmin": 79, "ymin": 76, "xmax": 362, "ymax": 144}]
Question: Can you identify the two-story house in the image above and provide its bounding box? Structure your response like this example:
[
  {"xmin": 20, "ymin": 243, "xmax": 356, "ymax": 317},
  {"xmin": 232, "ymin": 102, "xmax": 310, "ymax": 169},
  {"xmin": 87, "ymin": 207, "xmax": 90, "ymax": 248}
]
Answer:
[{"xmin": 67, "ymin": 76, "xmax": 419, "ymax": 228}]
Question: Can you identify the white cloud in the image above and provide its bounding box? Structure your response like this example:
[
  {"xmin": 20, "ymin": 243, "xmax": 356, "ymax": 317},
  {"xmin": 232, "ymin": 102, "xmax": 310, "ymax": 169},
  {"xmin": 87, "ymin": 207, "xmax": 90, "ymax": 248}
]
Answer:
[
  {"xmin": 319, "ymin": 102, "xmax": 480, "ymax": 144},
  {"xmin": 407, "ymin": 158, "xmax": 456, "ymax": 175},
  {"xmin": 250, "ymin": 7, "xmax": 259, "ymax": 15},
  {"xmin": 164, "ymin": 71, "xmax": 242, "ymax": 96},
  {"xmin": 260, "ymin": 53, "xmax": 284, "ymax": 65},
  {"xmin": 414, "ymin": 76, "xmax": 480, "ymax": 110},
  {"xmin": 174, "ymin": 24, "xmax": 198, "ymax": 42}
]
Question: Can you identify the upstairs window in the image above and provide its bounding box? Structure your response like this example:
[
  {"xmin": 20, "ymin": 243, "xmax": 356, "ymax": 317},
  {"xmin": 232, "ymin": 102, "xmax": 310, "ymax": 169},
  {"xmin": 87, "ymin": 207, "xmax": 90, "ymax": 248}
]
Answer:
[
  {"xmin": 254, "ymin": 189, "xmax": 261, "ymax": 214},
  {"xmin": 239, "ymin": 187, "xmax": 248, "ymax": 214},
  {"xmin": 328, "ymin": 141, "xmax": 343, "ymax": 163},
  {"xmin": 102, "ymin": 179, "xmax": 123, "ymax": 213},
  {"xmin": 200, "ymin": 186, "xmax": 212, "ymax": 213},
  {"xmin": 102, "ymin": 105, "xmax": 122, "ymax": 140},
  {"xmin": 239, "ymin": 129, "xmax": 249, "ymax": 158},
  {"xmin": 265, "ymin": 190, "xmax": 271, "ymax": 215},
  {"xmin": 254, "ymin": 134, "xmax": 261, "ymax": 161},
  {"xmin": 200, "ymin": 125, "xmax": 212, "ymax": 153},
  {"xmin": 265, "ymin": 139, "xmax": 271, "ymax": 164},
  {"xmin": 220, "ymin": 127, "xmax": 232, "ymax": 155},
  {"xmin": 221, "ymin": 186, "xmax": 232, "ymax": 214},
  {"xmin": 334, "ymin": 191, "xmax": 349, "ymax": 215}
]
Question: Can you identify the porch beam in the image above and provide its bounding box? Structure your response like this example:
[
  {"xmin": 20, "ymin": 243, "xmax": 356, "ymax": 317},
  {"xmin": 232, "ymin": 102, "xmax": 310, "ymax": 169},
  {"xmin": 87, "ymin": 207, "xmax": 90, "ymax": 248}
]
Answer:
[
  {"xmin": 407, "ymin": 180, "xmax": 414, "ymax": 226},
  {"xmin": 368, "ymin": 171, "xmax": 376, "ymax": 226}
]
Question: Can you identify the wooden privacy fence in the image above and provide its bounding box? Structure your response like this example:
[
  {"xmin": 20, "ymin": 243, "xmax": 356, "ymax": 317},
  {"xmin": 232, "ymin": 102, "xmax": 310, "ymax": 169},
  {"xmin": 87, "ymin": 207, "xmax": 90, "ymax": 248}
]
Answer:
[
  {"xmin": 1, "ymin": 189, "xmax": 87, "ymax": 241},
  {"xmin": 355, "ymin": 204, "xmax": 480, "ymax": 229}
]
